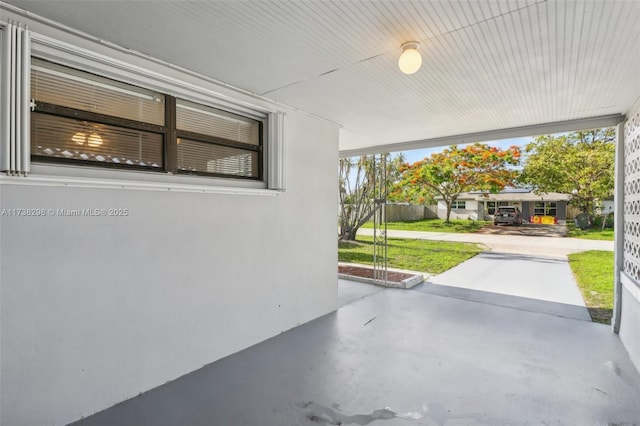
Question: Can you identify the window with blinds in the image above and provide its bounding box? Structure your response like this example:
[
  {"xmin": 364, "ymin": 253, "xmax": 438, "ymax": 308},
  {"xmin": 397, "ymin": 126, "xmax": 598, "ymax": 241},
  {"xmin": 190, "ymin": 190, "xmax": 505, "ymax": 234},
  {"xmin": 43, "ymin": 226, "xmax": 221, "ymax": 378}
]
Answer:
[
  {"xmin": 31, "ymin": 114, "xmax": 163, "ymax": 168},
  {"xmin": 31, "ymin": 58, "xmax": 166, "ymax": 170},
  {"xmin": 176, "ymin": 100, "xmax": 261, "ymax": 178},
  {"xmin": 31, "ymin": 60, "xmax": 165, "ymax": 125},
  {"xmin": 29, "ymin": 59, "xmax": 264, "ymax": 180}
]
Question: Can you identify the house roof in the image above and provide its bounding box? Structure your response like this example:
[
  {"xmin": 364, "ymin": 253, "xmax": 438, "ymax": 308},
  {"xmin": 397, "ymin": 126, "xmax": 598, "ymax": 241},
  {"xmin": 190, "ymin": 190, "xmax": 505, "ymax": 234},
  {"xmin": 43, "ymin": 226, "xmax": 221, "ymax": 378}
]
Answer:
[
  {"xmin": 456, "ymin": 191, "xmax": 571, "ymax": 202},
  {"xmin": 2, "ymin": 1, "xmax": 638, "ymax": 154}
]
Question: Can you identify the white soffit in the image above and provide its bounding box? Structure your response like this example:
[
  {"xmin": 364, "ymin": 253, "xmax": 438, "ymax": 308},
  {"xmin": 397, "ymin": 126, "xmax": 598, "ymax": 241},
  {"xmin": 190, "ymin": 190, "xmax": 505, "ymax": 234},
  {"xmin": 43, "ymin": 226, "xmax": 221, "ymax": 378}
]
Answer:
[{"xmin": 2, "ymin": 0, "xmax": 640, "ymax": 154}]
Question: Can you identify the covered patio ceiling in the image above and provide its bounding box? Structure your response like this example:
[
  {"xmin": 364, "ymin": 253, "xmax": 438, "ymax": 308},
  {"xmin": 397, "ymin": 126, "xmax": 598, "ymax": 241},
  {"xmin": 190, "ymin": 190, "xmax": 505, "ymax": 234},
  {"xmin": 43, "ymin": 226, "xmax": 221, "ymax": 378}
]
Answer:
[{"xmin": 4, "ymin": 0, "xmax": 640, "ymax": 155}]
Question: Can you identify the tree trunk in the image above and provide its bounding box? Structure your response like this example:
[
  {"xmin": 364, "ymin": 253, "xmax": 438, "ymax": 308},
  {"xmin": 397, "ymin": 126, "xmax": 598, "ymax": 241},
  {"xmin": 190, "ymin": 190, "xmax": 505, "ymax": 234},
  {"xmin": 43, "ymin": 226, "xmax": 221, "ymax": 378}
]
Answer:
[
  {"xmin": 445, "ymin": 202, "xmax": 452, "ymax": 223},
  {"xmin": 338, "ymin": 225, "xmax": 358, "ymax": 241}
]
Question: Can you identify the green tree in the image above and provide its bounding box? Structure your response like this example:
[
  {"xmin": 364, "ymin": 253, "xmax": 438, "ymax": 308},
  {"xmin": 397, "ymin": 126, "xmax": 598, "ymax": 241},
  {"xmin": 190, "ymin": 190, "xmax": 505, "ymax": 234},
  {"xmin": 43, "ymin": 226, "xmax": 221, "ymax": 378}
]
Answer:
[
  {"xmin": 519, "ymin": 128, "xmax": 615, "ymax": 215},
  {"xmin": 338, "ymin": 153, "xmax": 404, "ymax": 240},
  {"xmin": 394, "ymin": 143, "xmax": 521, "ymax": 222}
]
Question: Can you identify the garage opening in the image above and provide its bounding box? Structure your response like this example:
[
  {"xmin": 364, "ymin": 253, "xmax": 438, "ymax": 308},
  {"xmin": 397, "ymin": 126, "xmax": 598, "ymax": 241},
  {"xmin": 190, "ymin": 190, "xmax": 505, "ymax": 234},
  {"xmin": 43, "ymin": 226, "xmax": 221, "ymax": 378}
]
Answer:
[{"xmin": 338, "ymin": 127, "xmax": 615, "ymax": 325}]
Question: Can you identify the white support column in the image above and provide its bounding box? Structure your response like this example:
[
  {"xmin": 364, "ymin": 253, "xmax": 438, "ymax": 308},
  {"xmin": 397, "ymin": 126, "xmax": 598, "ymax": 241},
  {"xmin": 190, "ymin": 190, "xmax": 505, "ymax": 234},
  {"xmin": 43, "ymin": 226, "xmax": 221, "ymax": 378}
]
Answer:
[{"xmin": 613, "ymin": 121, "xmax": 626, "ymax": 333}]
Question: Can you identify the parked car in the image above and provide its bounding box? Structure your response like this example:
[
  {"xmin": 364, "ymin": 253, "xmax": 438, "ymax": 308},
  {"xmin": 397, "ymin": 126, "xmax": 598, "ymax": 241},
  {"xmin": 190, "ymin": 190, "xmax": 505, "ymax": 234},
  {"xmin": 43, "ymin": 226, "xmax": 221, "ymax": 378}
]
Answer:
[{"xmin": 494, "ymin": 206, "xmax": 523, "ymax": 226}]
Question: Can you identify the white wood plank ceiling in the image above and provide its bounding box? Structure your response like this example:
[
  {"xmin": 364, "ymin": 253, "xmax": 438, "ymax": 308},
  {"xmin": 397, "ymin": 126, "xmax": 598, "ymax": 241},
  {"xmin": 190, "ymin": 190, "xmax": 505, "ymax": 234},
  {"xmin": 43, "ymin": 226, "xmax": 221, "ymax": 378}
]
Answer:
[{"xmin": 3, "ymin": 0, "xmax": 640, "ymax": 154}]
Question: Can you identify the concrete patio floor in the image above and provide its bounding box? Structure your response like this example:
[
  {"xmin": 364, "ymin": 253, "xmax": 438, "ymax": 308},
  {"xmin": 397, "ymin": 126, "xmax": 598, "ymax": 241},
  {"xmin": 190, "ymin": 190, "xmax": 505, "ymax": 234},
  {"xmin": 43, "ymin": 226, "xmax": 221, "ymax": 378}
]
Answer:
[
  {"xmin": 338, "ymin": 278, "xmax": 385, "ymax": 308},
  {"xmin": 72, "ymin": 284, "xmax": 640, "ymax": 426}
]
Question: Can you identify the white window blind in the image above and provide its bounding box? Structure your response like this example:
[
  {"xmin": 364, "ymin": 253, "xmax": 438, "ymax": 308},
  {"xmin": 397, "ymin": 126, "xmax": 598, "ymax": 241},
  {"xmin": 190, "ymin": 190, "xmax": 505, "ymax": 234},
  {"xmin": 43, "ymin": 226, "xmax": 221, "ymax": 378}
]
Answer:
[
  {"xmin": 177, "ymin": 138, "xmax": 257, "ymax": 177},
  {"xmin": 32, "ymin": 113, "xmax": 163, "ymax": 168},
  {"xmin": 176, "ymin": 99, "xmax": 259, "ymax": 145},
  {"xmin": 31, "ymin": 58, "xmax": 164, "ymax": 125}
]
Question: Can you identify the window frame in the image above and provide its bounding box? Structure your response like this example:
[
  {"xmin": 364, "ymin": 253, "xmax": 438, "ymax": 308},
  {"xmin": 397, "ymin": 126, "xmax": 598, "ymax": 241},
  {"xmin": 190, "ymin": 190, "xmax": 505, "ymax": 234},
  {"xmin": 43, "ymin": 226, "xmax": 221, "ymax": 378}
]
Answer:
[
  {"xmin": 29, "ymin": 58, "xmax": 267, "ymax": 182},
  {"xmin": 173, "ymin": 97, "xmax": 263, "ymax": 179},
  {"xmin": 0, "ymin": 25, "xmax": 287, "ymax": 194},
  {"xmin": 451, "ymin": 200, "xmax": 466, "ymax": 210},
  {"xmin": 534, "ymin": 201, "xmax": 558, "ymax": 216},
  {"xmin": 485, "ymin": 201, "xmax": 496, "ymax": 215}
]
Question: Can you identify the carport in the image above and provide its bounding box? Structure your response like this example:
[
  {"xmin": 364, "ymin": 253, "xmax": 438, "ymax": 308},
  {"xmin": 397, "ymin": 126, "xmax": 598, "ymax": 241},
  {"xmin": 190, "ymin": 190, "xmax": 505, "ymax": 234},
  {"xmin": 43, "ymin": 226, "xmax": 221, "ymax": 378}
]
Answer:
[{"xmin": 1, "ymin": 1, "xmax": 640, "ymax": 425}]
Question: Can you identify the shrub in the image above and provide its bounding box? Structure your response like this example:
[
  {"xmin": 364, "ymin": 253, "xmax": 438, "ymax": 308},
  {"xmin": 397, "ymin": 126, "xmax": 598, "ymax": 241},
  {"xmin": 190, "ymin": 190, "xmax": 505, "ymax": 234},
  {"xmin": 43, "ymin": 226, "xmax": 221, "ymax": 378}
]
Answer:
[{"xmin": 592, "ymin": 214, "xmax": 614, "ymax": 229}]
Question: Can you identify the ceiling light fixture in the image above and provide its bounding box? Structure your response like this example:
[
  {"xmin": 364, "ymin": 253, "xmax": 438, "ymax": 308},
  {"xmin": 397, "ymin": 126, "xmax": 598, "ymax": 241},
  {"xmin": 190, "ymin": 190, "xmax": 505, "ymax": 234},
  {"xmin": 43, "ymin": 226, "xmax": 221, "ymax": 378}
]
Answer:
[{"xmin": 398, "ymin": 41, "xmax": 422, "ymax": 75}]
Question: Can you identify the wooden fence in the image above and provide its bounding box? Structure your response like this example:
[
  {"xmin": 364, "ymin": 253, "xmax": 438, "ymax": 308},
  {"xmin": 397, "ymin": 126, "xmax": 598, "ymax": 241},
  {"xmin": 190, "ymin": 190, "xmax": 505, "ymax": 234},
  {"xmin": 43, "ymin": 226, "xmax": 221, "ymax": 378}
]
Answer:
[{"xmin": 385, "ymin": 204, "xmax": 438, "ymax": 221}]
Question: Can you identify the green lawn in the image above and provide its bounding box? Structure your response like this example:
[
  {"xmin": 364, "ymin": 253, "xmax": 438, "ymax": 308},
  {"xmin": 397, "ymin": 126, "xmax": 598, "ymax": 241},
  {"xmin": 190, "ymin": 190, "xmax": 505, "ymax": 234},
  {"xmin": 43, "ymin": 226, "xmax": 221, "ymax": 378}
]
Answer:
[
  {"xmin": 566, "ymin": 222, "xmax": 614, "ymax": 241},
  {"xmin": 568, "ymin": 250, "xmax": 614, "ymax": 324},
  {"xmin": 338, "ymin": 236, "xmax": 484, "ymax": 275},
  {"xmin": 361, "ymin": 218, "xmax": 491, "ymax": 233}
]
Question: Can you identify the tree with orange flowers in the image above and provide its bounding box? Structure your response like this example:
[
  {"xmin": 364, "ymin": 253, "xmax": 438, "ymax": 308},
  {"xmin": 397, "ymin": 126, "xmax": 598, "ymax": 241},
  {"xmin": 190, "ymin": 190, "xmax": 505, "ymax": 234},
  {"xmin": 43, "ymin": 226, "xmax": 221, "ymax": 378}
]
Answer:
[{"xmin": 392, "ymin": 143, "xmax": 521, "ymax": 222}]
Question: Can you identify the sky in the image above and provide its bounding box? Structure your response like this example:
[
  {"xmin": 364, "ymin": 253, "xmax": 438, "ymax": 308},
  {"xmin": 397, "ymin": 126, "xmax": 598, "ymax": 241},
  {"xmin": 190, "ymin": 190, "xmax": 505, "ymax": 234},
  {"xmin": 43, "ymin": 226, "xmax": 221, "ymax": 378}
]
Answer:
[{"xmin": 394, "ymin": 136, "xmax": 534, "ymax": 164}]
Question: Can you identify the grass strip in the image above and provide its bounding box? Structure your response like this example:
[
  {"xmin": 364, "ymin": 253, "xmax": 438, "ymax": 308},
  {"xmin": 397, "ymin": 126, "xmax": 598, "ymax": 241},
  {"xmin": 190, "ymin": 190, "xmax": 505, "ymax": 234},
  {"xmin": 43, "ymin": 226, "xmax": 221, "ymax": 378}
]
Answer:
[
  {"xmin": 568, "ymin": 250, "xmax": 614, "ymax": 324},
  {"xmin": 566, "ymin": 223, "xmax": 614, "ymax": 241},
  {"xmin": 338, "ymin": 236, "xmax": 483, "ymax": 275}
]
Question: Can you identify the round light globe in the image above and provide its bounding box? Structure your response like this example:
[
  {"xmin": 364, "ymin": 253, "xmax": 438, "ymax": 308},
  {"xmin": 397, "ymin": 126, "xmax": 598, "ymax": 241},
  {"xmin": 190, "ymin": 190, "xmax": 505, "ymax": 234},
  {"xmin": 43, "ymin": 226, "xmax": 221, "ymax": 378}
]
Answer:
[{"xmin": 398, "ymin": 43, "xmax": 422, "ymax": 75}]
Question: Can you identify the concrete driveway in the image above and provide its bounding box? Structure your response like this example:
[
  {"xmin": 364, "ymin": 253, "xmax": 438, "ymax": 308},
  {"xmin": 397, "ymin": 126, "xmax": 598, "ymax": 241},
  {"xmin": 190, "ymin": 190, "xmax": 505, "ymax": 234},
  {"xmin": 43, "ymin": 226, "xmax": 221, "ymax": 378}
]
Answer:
[
  {"xmin": 357, "ymin": 228, "xmax": 613, "ymax": 257},
  {"xmin": 356, "ymin": 226, "xmax": 609, "ymax": 319},
  {"xmin": 429, "ymin": 252, "xmax": 585, "ymax": 305},
  {"xmin": 422, "ymin": 252, "xmax": 592, "ymax": 321}
]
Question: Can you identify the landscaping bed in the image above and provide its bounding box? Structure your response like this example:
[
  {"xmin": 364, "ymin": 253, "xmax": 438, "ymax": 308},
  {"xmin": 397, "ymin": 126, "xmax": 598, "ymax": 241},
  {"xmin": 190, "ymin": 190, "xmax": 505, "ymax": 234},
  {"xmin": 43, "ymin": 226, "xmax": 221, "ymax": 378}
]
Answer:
[{"xmin": 338, "ymin": 263, "xmax": 424, "ymax": 289}]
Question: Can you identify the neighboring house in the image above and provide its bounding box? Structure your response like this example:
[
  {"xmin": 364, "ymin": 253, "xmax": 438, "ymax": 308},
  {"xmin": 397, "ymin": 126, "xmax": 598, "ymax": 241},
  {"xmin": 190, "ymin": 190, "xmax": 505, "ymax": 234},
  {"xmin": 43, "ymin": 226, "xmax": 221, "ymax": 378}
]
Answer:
[
  {"xmin": 436, "ymin": 189, "xmax": 571, "ymax": 224},
  {"xmin": 599, "ymin": 197, "xmax": 616, "ymax": 215}
]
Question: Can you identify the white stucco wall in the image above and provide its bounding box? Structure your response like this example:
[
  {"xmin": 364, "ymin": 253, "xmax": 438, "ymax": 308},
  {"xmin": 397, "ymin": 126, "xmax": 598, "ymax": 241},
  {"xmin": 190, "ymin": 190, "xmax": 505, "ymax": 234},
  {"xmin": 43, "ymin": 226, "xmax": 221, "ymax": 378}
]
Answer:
[
  {"xmin": 437, "ymin": 199, "xmax": 479, "ymax": 220},
  {"xmin": 0, "ymin": 12, "xmax": 339, "ymax": 426},
  {"xmin": 620, "ymin": 97, "xmax": 640, "ymax": 373},
  {"xmin": 620, "ymin": 283, "xmax": 640, "ymax": 372},
  {"xmin": 600, "ymin": 200, "xmax": 615, "ymax": 214}
]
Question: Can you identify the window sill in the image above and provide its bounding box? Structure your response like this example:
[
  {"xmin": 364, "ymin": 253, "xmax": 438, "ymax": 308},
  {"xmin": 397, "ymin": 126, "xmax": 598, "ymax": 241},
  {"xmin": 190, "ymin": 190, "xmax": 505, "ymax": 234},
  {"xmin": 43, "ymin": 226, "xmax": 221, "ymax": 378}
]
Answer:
[{"xmin": 0, "ymin": 164, "xmax": 281, "ymax": 196}]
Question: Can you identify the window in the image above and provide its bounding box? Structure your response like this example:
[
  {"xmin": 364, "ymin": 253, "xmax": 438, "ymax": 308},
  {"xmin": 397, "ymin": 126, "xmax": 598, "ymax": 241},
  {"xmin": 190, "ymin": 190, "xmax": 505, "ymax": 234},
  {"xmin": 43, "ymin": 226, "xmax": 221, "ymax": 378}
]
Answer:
[
  {"xmin": 484, "ymin": 201, "xmax": 510, "ymax": 213},
  {"xmin": 30, "ymin": 59, "xmax": 263, "ymax": 180},
  {"xmin": 176, "ymin": 100, "xmax": 261, "ymax": 178},
  {"xmin": 31, "ymin": 59, "xmax": 165, "ymax": 170},
  {"xmin": 534, "ymin": 202, "xmax": 557, "ymax": 216},
  {"xmin": 451, "ymin": 200, "xmax": 466, "ymax": 209},
  {"xmin": 485, "ymin": 201, "xmax": 496, "ymax": 215}
]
